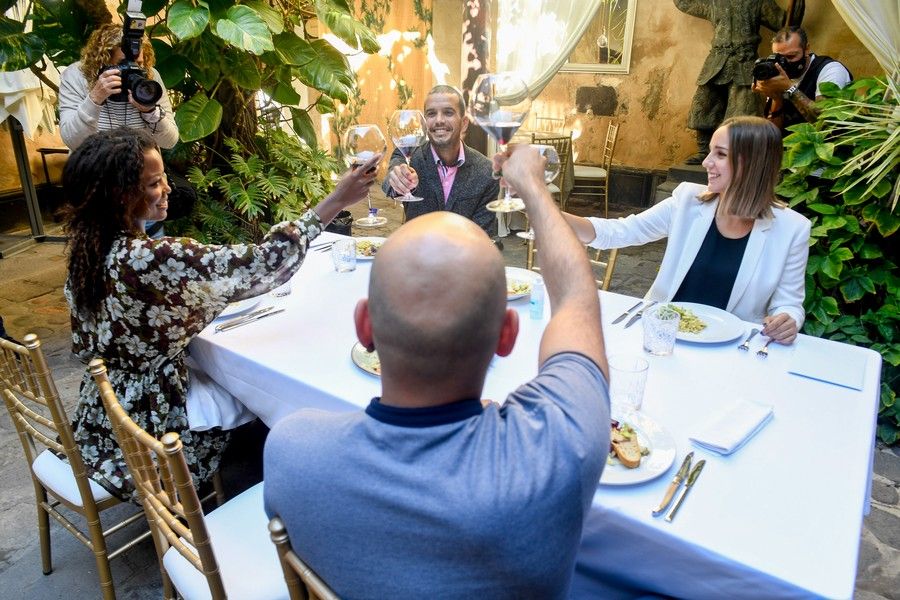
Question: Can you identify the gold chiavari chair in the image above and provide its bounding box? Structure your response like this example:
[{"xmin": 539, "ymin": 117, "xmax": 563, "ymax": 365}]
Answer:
[
  {"xmin": 527, "ymin": 245, "xmax": 618, "ymax": 291},
  {"xmin": 268, "ymin": 517, "xmax": 340, "ymax": 600},
  {"xmin": 90, "ymin": 358, "xmax": 287, "ymax": 600},
  {"xmin": 530, "ymin": 132, "xmax": 573, "ymax": 211},
  {"xmin": 573, "ymin": 122, "xmax": 620, "ymax": 218},
  {"xmin": 0, "ymin": 334, "xmax": 149, "ymax": 600}
]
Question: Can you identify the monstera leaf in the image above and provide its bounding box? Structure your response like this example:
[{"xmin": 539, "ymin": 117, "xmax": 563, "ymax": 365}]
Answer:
[
  {"xmin": 169, "ymin": 1, "xmax": 210, "ymax": 41},
  {"xmin": 315, "ymin": 0, "xmax": 379, "ymax": 53},
  {"xmin": 214, "ymin": 5, "xmax": 273, "ymax": 55},
  {"xmin": 295, "ymin": 39, "xmax": 353, "ymax": 102},
  {"xmin": 175, "ymin": 92, "xmax": 223, "ymax": 142}
]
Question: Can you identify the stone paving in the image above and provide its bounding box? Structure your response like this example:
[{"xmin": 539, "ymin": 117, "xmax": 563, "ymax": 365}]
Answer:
[{"xmin": 0, "ymin": 190, "xmax": 898, "ymax": 598}]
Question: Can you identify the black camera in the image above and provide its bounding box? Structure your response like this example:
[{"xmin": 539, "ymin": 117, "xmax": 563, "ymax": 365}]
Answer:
[
  {"xmin": 752, "ymin": 54, "xmax": 790, "ymax": 81},
  {"xmin": 100, "ymin": 11, "xmax": 163, "ymax": 105}
]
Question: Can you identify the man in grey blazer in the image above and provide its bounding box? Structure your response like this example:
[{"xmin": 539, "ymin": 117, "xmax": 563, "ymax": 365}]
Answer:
[{"xmin": 382, "ymin": 85, "xmax": 499, "ymax": 238}]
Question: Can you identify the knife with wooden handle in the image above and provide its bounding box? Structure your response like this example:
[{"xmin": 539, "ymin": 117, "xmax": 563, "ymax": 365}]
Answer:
[
  {"xmin": 652, "ymin": 451, "xmax": 693, "ymax": 516},
  {"xmin": 665, "ymin": 460, "xmax": 706, "ymax": 522}
]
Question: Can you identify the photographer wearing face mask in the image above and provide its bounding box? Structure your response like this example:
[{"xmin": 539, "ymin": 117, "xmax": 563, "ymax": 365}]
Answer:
[{"xmin": 752, "ymin": 26, "xmax": 852, "ymax": 136}]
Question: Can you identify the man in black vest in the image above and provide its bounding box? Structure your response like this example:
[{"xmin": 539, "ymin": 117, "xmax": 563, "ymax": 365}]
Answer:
[
  {"xmin": 753, "ymin": 26, "xmax": 852, "ymax": 136},
  {"xmin": 382, "ymin": 85, "xmax": 499, "ymax": 238}
]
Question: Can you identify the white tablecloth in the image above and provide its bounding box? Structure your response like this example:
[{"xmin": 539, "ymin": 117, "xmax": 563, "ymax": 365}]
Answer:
[{"xmin": 189, "ymin": 232, "xmax": 881, "ymax": 600}]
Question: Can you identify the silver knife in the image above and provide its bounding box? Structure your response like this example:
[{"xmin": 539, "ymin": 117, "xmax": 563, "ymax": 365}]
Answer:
[
  {"xmin": 214, "ymin": 306, "xmax": 275, "ymax": 332},
  {"xmin": 611, "ymin": 300, "xmax": 643, "ymax": 325},
  {"xmin": 652, "ymin": 451, "xmax": 693, "ymax": 516},
  {"xmin": 665, "ymin": 459, "xmax": 706, "ymax": 522},
  {"xmin": 624, "ymin": 300, "xmax": 657, "ymax": 328},
  {"xmin": 215, "ymin": 308, "xmax": 285, "ymax": 332}
]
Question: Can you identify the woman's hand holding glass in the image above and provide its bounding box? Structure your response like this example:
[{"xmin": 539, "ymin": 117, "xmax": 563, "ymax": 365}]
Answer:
[{"xmin": 343, "ymin": 124, "xmax": 388, "ymax": 227}]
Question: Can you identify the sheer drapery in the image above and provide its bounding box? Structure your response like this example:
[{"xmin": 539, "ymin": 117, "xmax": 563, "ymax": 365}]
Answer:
[
  {"xmin": 830, "ymin": 0, "xmax": 899, "ymax": 80},
  {"xmin": 495, "ymin": 0, "xmax": 602, "ymax": 98}
]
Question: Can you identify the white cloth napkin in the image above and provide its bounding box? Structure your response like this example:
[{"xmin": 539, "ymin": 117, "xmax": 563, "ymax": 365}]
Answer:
[
  {"xmin": 690, "ymin": 398, "xmax": 774, "ymax": 455},
  {"xmin": 788, "ymin": 338, "xmax": 867, "ymax": 390},
  {"xmin": 185, "ymin": 356, "xmax": 256, "ymax": 431}
]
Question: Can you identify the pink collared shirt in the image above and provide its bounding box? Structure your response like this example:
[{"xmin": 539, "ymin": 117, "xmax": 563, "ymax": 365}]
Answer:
[{"xmin": 431, "ymin": 144, "xmax": 466, "ymax": 205}]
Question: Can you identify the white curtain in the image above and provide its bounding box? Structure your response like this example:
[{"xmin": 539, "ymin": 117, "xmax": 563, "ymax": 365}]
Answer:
[
  {"xmin": 0, "ymin": 1, "xmax": 60, "ymax": 138},
  {"xmin": 830, "ymin": 0, "xmax": 899, "ymax": 81},
  {"xmin": 495, "ymin": 0, "xmax": 602, "ymax": 99}
]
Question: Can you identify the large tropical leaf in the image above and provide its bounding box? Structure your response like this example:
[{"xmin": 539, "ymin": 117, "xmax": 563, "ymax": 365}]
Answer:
[
  {"xmin": 244, "ymin": 0, "xmax": 284, "ymax": 34},
  {"xmin": 175, "ymin": 92, "xmax": 223, "ymax": 142},
  {"xmin": 223, "ymin": 51, "xmax": 261, "ymax": 90},
  {"xmin": 295, "ymin": 39, "xmax": 353, "ymax": 102},
  {"xmin": 169, "ymin": 1, "xmax": 210, "ymax": 41},
  {"xmin": 272, "ymin": 31, "xmax": 312, "ymax": 65},
  {"xmin": 213, "ymin": 5, "xmax": 273, "ymax": 55},
  {"xmin": 0, "ymin": 16, "xmax": 45, "ymax": 71},
  {"xmin": 314, "ymin": 0, "xmax": 379, "ymax": 53},
  {"xmin": 290, "ymin": 107, "xmax": 317, "ymax": 148}
]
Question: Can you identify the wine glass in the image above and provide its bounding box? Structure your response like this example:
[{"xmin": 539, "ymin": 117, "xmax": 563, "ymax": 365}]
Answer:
[
  {"xmin": 516, "ymin": 144, "xmax": 561, "ymax": 241},
  {"xmin": 469, "ymin": 72, "xmax": 532, "ymax": 212},
  {"xmin": 343, "ymin": 124, "xmax": 388, "ymax": 227},
  {"xmin": 387, "ymin": 110, "xmax": 427, "ymax": 202}
]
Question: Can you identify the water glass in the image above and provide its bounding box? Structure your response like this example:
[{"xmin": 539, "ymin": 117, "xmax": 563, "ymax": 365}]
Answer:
[
  {"xmin": 642, "ymin": 304, "xmax": 681, "ymax": 356},
  {"xmin": 331, "ymin": 239, "xmax": 357, "ymax": 272},
  {"xmin": 608, "ymin": 354, "xmax": 649, "ymax": 419}
]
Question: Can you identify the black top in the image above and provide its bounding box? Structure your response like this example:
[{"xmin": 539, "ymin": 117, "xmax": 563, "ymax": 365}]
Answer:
[
  {"xmin": 366, "ymin": 397, "xmax": 484, "ymax": 428},
  {"xmin": 672, "ymin": 219, "xmax": 750, "ymax": 310}
]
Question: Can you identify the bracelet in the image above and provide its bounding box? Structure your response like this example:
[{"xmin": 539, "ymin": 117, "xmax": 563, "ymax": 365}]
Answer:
[
  {"xmin": 140, "ymin": 105, "xmax": 162, "ymax": 124},
  {"xmin": 782, "ymin": 85, "xmax": 798, "ymax": 101}
]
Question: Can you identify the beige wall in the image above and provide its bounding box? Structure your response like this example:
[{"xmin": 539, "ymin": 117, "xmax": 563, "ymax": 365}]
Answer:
[
  {"xmin": 531, "ymin": 0, "xmax": 879, "ymax": 170},
  {"xmin": 0, "ymin": 117, "xmax": 66, "ymax": 195}
]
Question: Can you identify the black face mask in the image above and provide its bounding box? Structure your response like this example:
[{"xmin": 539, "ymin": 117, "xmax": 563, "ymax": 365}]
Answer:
[{"xmin": 783, "ymin": 53, "xmax": 807, "ymax": 79}]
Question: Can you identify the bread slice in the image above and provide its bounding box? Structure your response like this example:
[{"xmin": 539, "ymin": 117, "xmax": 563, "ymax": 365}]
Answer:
[{"xmin": 611, "ymin": 425, "xmax": 642, "ymax": 469}]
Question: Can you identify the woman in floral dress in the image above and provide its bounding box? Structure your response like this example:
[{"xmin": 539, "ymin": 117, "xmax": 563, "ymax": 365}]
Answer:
[{"xmin": 62, "ymin": 128, "xmax": 379, "ymax": 501}]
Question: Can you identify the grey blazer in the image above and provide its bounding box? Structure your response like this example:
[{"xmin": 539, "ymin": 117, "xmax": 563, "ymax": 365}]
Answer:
[{"xmin": 382, "ymin": 142, "xmax": 499, "ymax": 236}]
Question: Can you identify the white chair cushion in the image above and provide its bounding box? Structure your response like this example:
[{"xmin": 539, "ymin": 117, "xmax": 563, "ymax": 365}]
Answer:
[
  {"xmin": 163, "ymin": 482, "xmax": 288, "ymax": 600},
  {"xmin": 547, "ymin": 183, "xmax": 561, "ymax": 193},
  {"xmin": 31, "ymin": 449, "xmax": 114, "ymax": 507},
  {"xmin": 573, "ymin": 165, "xmax": 608, "ymax": 179}
]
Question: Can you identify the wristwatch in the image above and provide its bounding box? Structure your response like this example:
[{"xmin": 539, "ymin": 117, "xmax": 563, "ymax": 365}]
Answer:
[{"xmin": 783, "ymin": 85, "xmax": 798, "ymax": 100}]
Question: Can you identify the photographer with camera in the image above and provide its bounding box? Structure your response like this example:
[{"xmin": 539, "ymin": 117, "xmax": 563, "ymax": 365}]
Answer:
[
  {"xmin": 752, "ymin": 26, "xmax": 852, "ymax": 136},
  {"xmin": 59, "ymin": 21, "xmax": 177, "ymax": 150}
]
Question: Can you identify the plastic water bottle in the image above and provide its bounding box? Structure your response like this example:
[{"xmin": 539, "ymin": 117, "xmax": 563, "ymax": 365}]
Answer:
[{"xmin": 530, "ymin": 276, "xmax": 545, "ymax": 320}]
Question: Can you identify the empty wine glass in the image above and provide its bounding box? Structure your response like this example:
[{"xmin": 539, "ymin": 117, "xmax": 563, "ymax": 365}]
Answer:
[
  {"xmin": 387, "ymin": 110, "xmax": 427, "ymax": 202},
  {"xmin": 469, "ymin": 72, "xmax": 532, "ymax": 212},
  {"xmin": 343, "ymin": 124, "xmax": 388, "ymax": 227},
  {"xmin": 516, "ymin": 144, "xmax": 561, "ymax": 241}
]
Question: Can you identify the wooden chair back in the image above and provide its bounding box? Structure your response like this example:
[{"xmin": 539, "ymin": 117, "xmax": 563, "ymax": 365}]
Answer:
[
  {"xmin": 90, "ymin": 358, "xmax": 225, "ymax": 600},
  {"xmin": 531, "ymin": 132, "xmax": 573, "ymax": 210},
  {"xmin": 0, "ymin": 334, "xmax": 147, "ymax": 600},
  {"xmin": 526, "ymin": 245, "xmax": 618, "ymax": 291},
  {"xmin": 268, "ymin": 517, "xmax": 341, "ymax": 600}
]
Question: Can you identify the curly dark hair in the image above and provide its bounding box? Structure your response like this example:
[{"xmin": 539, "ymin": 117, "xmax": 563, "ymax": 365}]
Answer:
[{"xmin": 62, "ymin": 128, "xmax": 158, "ymax": 315}]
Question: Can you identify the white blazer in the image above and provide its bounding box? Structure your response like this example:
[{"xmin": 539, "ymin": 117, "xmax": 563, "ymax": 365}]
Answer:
[{"xmin": 588, "ymin": 182, "xmax": 811, "ymax": 327}]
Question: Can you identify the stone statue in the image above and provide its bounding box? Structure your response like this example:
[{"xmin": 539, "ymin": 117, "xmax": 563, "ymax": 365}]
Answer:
[{"xmin": 675, "ymin": 0, "xmax": 804, "ymax": 164}]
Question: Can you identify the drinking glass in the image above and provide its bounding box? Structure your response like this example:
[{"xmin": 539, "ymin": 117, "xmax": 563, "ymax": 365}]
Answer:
[
  {"xmin": 387, "ymin": 110, "xmax": 427, "ymax": 202},
  {"xmin": 642, "ymin": 304, "xmax": 681, "ymax": 356},
  {"xmin": 469, "ymin": 72, "xmax": 532, "ymax": 212},
  {"xmin": 516, "ymin": 144, "xmax": 561, "ymax": 241},
  {"xmin": 343, "ymin": 124, "xmax": 387, "ymax": 227},
  {"xmin": 331, "ymin": 239, "xmax": 357, "ymax": 272},
  {"xmin": 608, "ymin": 354, "xmax": 649, "ymax": 420}
]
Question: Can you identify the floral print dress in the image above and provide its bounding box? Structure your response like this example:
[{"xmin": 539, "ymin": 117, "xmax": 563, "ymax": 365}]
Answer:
[{"xmin": 67, "ymin": 211, "xmax": 324, "ymax": 501}]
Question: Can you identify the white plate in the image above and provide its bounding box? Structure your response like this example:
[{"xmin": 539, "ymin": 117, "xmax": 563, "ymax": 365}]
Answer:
[
  {"xmin": 505, "ymin": 267, "xmax": 537, "ymax": 301},
  {"xmin": 351, "ymin": 342, "xmax": 381, "ymax": 377},
  {"xmin": 670, "ymin": 302, "xmax": 746, "ymax": 344},
  {"xmin": 486, "ymin": 198, "xmax": 525, "ymax": 213},
  {"xmin": 217, "ymin": 297, "xmax": 262, "ymax": 319},
  {"xmin": 355, "ymin": 237, "xmax": 386, "ymax": 260},
  {"xmin": 600, "ymin": 412, "xmax": 677, "ymax": 486}
]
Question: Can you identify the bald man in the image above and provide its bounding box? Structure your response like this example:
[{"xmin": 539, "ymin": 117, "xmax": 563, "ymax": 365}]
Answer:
[{"xmin": 265, "ymin": 146, "xmax": 610, "ymax": 599}]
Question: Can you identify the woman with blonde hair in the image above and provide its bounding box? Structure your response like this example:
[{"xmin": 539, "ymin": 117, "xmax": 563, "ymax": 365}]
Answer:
[
  {"xmin": 564, "ymin": 116, "xmax": 810, "ymax": 344},
  {"xmin": 58, "ymin": 22, "xmax": 178, "ymax": 150}
]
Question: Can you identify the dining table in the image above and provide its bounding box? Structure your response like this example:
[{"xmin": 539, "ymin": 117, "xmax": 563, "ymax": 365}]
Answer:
[{"xmin": 189, "ymin": 231, "xmax": 881, "ymax": 600}]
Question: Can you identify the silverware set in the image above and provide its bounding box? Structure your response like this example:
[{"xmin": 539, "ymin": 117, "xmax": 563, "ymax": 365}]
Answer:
[
  {"xmin": 214, "ymin": 306, "xmax": 285, "ymax": 333},
  {"xmin": 310, "ymin": 241, "xmax": 335, "ymax": 253},
  {"xmin": 736, "ymin": 328, "xmax": 774, "ymax": 357},
  {"xmin": 651, "ymin": 451, "xmax": 706, "ymax": 522},
  {"xmin": 611, "ymin": 300, "xmax": 657, "ymax": 328}
]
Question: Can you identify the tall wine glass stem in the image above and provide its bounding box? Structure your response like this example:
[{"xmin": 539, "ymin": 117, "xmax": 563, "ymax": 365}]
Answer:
[{"xmin": 499, "ymin": 143, "xmax": 514, "ymax": 203}]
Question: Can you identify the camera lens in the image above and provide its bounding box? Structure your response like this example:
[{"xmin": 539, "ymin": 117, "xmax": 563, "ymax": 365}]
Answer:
[{"xmin": 132, "ymin": 78, "xmax": 163, "ymax": 105}]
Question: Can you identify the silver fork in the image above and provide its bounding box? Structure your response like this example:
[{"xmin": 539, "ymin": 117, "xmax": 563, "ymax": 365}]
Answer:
[
  {"xmin": 738, "ymin": 328, "xmax": 760, "ymax": 351},
  {"xmin": 757, "ymin": 338, "xmax": 774, "ymax": 358}
]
